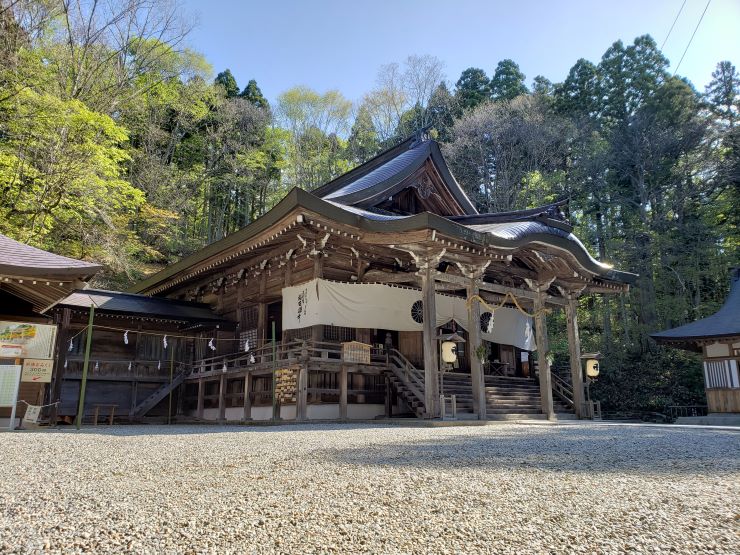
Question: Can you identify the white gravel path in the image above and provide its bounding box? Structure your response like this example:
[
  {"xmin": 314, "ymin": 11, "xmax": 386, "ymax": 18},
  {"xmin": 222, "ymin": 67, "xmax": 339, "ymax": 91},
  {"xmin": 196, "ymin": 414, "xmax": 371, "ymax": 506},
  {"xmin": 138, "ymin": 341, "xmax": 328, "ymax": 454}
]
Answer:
[{"xmin": 1, "ymin": 422, "xmax": 738, "ymax": 554}]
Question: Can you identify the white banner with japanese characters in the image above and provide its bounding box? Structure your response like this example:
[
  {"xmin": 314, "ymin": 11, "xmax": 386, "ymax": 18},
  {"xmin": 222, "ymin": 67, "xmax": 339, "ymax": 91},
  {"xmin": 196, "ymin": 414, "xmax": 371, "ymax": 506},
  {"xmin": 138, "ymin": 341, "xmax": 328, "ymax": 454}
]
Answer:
[{"xmin": 281, "ymin": 279, "xmax": 535, "ymax": 350}]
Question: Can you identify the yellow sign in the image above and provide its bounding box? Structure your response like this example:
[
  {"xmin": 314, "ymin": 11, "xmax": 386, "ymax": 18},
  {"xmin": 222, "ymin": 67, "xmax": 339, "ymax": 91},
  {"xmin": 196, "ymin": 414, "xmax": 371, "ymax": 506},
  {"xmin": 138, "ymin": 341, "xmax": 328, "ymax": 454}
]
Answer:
[
  {"xmin": 21, "ymin": 359, "xmax": 54, "ymax": 383},
  {"xmin": 0, "ymin": 321, "xmax": 57, "ymax": 359}
]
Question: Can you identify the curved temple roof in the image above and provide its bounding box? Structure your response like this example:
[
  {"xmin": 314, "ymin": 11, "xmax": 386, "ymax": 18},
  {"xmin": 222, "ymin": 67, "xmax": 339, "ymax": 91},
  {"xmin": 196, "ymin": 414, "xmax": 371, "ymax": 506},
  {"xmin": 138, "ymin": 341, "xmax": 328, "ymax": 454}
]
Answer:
[
  {"xmin": 652, "ymin": 269, "xmax": 740, "ymax": 347},
  {"xmin": 131, "ymin": 135, "xmax": 635, "ymax": 295}
]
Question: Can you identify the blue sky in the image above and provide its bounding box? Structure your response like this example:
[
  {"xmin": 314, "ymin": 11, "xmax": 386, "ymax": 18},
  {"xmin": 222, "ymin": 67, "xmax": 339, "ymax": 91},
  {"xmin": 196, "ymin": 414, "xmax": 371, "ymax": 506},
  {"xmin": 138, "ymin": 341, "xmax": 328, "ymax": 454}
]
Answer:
[{"xmin": 182, "ymin": 0, "xmax": 740, "ymax": 104}]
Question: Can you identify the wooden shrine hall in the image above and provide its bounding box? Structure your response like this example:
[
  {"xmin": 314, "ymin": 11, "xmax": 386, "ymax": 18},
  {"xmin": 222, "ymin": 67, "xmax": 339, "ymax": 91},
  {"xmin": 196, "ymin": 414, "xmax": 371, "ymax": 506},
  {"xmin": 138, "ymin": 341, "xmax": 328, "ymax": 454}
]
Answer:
[{"xmin": 124, "ymin": 133, "xmax": 636, "ymax": 422}]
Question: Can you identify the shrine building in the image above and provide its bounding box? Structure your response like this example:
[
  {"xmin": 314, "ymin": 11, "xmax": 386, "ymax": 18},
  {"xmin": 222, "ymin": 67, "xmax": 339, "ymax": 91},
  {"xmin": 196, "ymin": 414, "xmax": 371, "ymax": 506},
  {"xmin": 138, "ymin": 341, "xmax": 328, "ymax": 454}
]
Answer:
[{"xmin": 14, "ymin": 133, "xmax": 636, "ymax": 424}]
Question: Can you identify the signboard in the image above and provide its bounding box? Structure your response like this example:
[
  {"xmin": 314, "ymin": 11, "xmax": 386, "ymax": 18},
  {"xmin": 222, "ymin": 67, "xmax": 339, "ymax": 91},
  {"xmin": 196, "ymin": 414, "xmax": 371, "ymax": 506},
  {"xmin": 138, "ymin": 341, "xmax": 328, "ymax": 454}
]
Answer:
[
  {"xmin": 23, "ymin": 405, "xmax": 41, "ymax": 424},
  {"xmin": 0, "ymin": 365, "xmax": 21, "ymax": 407},
  {"xmin": 0, "ymin": 365, "xmax": 22, "ymax": 430},
  {"xmin": 22, "ymin": 359, "xmax": 54, "ymax": 383},
  {"xmin": 0, "ymin": 322, "xmax": 57, "ymax": 359}
]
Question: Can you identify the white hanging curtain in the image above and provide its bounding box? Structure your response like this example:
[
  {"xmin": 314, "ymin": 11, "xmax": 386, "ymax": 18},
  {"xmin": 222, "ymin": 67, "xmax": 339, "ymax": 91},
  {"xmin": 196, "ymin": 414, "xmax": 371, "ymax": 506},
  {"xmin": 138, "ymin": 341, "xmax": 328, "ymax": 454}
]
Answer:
[{"xmin": 282, "ymin": 279, "xmax": 535, "ymax": 351}]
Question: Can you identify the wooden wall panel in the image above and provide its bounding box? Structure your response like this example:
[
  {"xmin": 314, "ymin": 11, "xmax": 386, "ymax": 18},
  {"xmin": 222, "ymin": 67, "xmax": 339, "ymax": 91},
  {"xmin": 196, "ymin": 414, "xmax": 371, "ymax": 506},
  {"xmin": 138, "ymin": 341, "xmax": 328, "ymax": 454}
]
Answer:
[
  {"xmin": 706, "ymin": 389, "xmax": 740, "ymax": 413},
  {"xmin": 399, "ymin": 331, "xmax": 423, "ymax": 367}
]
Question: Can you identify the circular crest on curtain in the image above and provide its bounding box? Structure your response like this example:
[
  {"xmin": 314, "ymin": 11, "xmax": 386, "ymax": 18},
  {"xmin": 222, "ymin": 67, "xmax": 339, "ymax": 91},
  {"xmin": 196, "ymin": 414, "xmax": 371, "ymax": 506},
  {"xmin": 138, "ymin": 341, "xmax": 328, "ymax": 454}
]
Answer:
[
  {"xmin": 411, "ymin": 300, "xmax": 424, "ymax": 323},
  {"xmin": 480, "ymin": 311, "xmax": 494, "ymax": 333}
]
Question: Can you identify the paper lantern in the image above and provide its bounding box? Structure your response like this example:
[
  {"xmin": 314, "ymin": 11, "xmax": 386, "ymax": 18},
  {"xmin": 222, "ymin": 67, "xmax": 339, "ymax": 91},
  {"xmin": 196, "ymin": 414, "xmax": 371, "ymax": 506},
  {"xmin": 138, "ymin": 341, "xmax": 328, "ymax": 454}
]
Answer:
[
  {"xmin": 441, "ymin": 341, "xmax": 458, "ymax": 363},
  {"xmin": 586, "ymin": 359, "xmax": 600, "ymax": 377}
]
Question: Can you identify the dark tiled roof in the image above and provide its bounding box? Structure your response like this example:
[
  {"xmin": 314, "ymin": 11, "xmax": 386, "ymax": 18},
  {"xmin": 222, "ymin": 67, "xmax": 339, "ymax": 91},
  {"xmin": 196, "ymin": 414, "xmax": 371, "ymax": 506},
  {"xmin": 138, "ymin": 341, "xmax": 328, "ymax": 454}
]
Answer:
[
  {"xmin": 0, "ymin": 233, "xmax": 101, "ymax": 277},
  {"xmin": 324, "ymin": 142, "xmax": 431, "ymax": 202},
  {"xmin": 652, "ymin": 269, "xmax": 740, "ymax": 342},
  {"xmin": 314, "ymin": 137, "xmax": 478, "ymax": 215},
  {"xmin": 56, "ymin": 289, "xmax": 225, "ymax": 323}
]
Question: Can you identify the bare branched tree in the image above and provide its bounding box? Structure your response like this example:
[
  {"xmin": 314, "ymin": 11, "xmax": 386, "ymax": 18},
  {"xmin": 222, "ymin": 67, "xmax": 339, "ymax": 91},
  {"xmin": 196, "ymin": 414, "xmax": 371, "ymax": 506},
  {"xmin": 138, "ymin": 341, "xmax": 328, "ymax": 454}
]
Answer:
[
  {"xmin": 51, "ymin": 0, "xmax": 194, "ymax": 111},
  {"xmin": 363, "ymin": 54, "xmax": 445, "ymax": 142}
]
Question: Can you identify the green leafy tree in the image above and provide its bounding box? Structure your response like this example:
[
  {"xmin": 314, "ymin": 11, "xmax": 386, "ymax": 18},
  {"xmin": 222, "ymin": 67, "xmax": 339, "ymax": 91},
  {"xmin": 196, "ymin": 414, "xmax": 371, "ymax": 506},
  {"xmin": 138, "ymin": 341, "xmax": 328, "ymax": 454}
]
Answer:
[
  {"xmin": 347, "ymin": 104, "xmax": 380, "ymax": 164},
  {"xmin": 489, "ymin": 59, "xmax": 528, "ymax": 101},
  {"xmin": 426, "ymin": 81, "xmax": 459, "ymax": 142},
  {"xmin": 455, "ymin": 67, "xmax": 490, "ymax": 111},
  {"xmin": 276, "ymin": 86, "xmax": 352, "ymax": 189},
  {"xmin": 240, "ymin": 79, "xmax": 269, "ymax": 109},
  {"xmin": 0, "ymin": 89, "xmax": 144, "ymax": 273},
  {"xmin": 215, "ymin": 69, "xmax": 239, "ymax": 98}
]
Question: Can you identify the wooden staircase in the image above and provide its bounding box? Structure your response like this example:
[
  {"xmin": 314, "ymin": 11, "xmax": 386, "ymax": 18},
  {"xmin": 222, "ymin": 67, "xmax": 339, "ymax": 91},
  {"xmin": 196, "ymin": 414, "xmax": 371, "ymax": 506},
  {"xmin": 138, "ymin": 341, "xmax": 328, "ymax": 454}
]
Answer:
[
  {"xmin": 130, "ymin": 371, "xmax": 186, "ymax": 419},
  {"xmin": 386, "ymin": 350, "xmax": 426, "ymax": 417},
  {"xmin": 440, "ymin": 372, "xmax": 575, "ymax": 417},
  {"xmin": 384, "ymin": 352, "xmax": 578, "ymax": 420}
]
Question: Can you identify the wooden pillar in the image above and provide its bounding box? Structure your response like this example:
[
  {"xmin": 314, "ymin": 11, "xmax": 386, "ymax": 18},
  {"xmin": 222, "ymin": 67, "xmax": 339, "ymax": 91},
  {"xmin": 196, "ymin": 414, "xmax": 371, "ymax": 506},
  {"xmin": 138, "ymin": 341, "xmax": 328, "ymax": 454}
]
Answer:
[
  {"xmin": 257, "ymin": 272, "xmax": 267, "ymax": 343},
  {"xmin": 196, "ymin": 378, "xmax": 204, "ymax": 419},
  {"xmin": 566, "ymin": 295, "xmax": 585, "ymax": 418},
  {"xmin": 130, "ymin": 381, "xmax": 138, "ymax": 416},
  {"xmin": 48, "ymin": 307, "xmax": 71, "ymax": 425},
  {"xmin": 533, "ymin": 287, "xmax": 555, "ymax": 420},
  {"xmin": 312, "ymin": 254, "xmax": 324, "ymax": 343},
  {"xmin": 242, "ymin": 372, "xmax": 252, "ymax": 421},
  {"xmin": 339, "ymin": 364, "xmax": 348, "ymax": 420},
  {"xmin": 385, "ymin": 375, "xmax": 392, "ymax": 418},
  {"xmin": 296, "ymin": 365, "xmax": 308, "ymax": 420},
  {"xmin": 467, "ymin": 278, "xmax": 487, "ymax": 420},
  {"xmin": 421, "ymin": 265, "xmax": 439, "ymax": 418},
  {"xmin": 218, "ymin": 374, "xmax": 226, "ymax": 421}
]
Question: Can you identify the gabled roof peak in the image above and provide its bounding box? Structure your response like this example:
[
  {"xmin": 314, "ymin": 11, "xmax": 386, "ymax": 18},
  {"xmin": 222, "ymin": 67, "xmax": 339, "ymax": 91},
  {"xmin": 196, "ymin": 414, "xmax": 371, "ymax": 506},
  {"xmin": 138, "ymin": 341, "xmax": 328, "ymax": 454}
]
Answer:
[{"xmin": 313, "ymin": 133, "xmax": 477, "ymax": 217}]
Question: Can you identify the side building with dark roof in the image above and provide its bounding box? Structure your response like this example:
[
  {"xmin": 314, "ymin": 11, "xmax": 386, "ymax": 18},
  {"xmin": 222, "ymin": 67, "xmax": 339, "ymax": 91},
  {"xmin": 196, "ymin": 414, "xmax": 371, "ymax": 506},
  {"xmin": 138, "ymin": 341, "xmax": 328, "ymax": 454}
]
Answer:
[{"xmin": 652, "ymin": 268, "xmax": 740, "ymax": 418}]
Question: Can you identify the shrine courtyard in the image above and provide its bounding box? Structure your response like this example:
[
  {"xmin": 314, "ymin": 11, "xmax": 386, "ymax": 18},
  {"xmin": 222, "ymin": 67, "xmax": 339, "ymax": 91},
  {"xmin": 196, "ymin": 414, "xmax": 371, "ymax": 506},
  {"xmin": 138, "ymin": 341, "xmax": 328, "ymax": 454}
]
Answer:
[{"xmin": 1, "ymin": 423, "xmax": 738, "ymax": 554}]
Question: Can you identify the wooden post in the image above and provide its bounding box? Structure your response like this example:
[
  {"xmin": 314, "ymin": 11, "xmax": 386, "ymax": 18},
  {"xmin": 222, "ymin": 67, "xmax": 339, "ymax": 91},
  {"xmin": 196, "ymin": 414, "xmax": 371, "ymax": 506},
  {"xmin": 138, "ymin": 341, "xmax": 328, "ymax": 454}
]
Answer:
[
  {"xmin": 130, "ymin": 381, "xmax": 138, "ymax": 417},
  {"xmin": 167, "ymin": 347, "xmax": 174, "ymax": 425},
  {"xmin": 48, "ymin": 308, "xmax": 71, "ymax": 426},
  {"xmin": 242, "ymin": 372, "xmax": 252, "ymax": 421},
  {"xmin": 218, "ymin": 373, "xmax": 226, "ymax": 422},
  {"xmin": 75, "ymin": 304, "xmax": 95, "ymax": 430},
  {"xmin": 533, "ymin": 287, "xmax": 555, "ymax": 420},
  {"xmin": 312, "ymin": 253, "xmax": 324, "ymax": 343},
  {"xmin": 566, "ymin": 295, "xmax": 584, "ymax": 418},
  {"xmin": 296, "ymin": 366, "xmax": 308, "ymax": 420},
  {"xmin": 257, "ymin": 271, "xmax": 267, "ymax": 343},
  {"xmin": 297, "ymin": 343, "xmax": 309, "ymax": 421},
  {"xmin": 467, "ymin": 277, "xmax": 486, "ymax": 420},
  {"xmin": 385, "ymin": 375, "xmax": 392, "ymax": 418},
  {"xmin": 196, "ymin": 378, "xmax": 204, "ymax": 419},
  {"xmin": 421, "ymin": 265, "xmax": 439, "ymax": 418},
  {"xmin": 339, "ymin": 364, "xmax": 348, "ymax": 420}
]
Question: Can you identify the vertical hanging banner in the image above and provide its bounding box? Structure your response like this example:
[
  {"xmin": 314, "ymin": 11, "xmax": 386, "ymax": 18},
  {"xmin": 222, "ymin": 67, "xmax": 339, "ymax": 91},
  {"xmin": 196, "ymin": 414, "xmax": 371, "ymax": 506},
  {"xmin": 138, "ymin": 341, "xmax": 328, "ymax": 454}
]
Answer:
[{"xmin": 0, "ymin": 322, "xmax": 57, "ymax": 359}]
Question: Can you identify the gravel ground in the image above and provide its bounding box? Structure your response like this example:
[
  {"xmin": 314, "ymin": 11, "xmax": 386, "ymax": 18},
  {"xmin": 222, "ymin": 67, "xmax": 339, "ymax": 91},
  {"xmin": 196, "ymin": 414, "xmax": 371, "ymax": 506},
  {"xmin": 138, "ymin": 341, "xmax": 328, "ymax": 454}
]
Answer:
[{"xmin": 1, "ymin": 422, "xmax": 738, "ymax": 554}]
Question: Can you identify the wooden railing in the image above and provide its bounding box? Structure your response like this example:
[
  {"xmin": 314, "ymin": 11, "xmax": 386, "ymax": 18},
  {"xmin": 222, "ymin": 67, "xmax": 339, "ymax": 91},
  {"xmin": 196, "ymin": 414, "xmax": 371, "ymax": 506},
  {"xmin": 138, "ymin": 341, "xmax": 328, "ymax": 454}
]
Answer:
[
  {"xmin": 387, "ymin": 348, "xmax": 426, "ymax": 407},
  {"xmin": 667, "ymin": 405, "xmax": 709, "ymax": 419},
  {"xmin": 551, "ymin": 371, "xmax": 574, "ymax": 408},
  {"xmin": 190, "ymin": 339, "xmax": 388, "ymax": 377}
]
